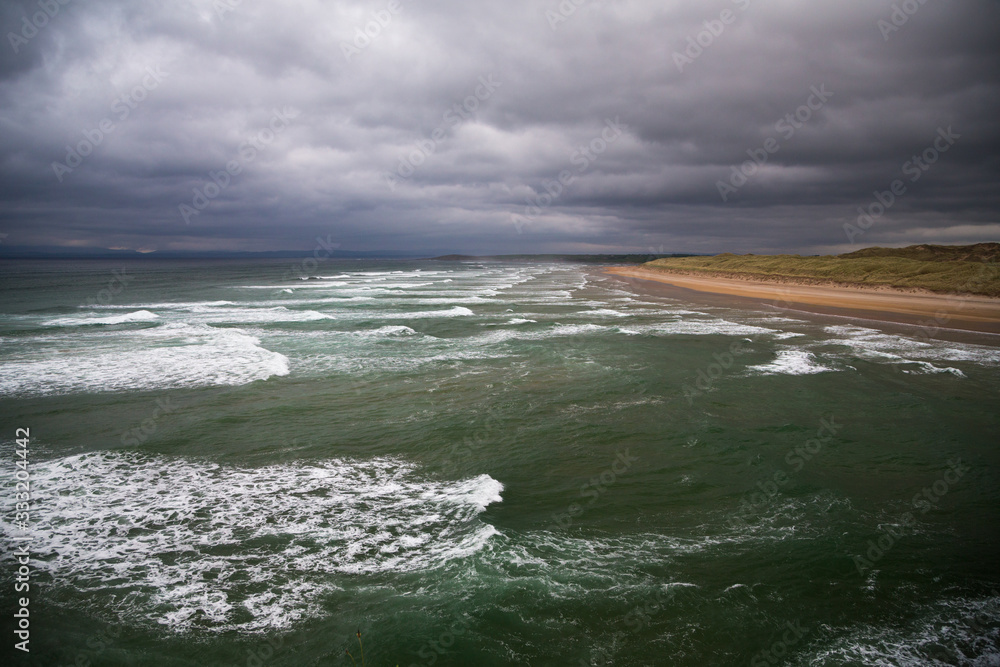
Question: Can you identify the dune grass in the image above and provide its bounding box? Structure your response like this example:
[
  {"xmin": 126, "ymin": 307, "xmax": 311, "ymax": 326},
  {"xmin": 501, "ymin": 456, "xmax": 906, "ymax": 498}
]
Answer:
[{"xmin": 642, "ymin": 245, "xmax": 1000, "ymax": 297}]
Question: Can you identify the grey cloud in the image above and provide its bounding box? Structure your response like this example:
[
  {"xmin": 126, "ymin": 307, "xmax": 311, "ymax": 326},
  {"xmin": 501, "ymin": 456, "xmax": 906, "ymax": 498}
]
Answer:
[{"xmin": 1, "ymin": 0, "xmax": 998, "ymax": 255}]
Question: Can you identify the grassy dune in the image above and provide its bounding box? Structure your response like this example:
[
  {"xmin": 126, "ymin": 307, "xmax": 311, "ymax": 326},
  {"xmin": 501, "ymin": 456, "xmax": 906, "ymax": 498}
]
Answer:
[{"xmin": 642, "ymin": 244, "xmax": 1000, "ymax": 297}]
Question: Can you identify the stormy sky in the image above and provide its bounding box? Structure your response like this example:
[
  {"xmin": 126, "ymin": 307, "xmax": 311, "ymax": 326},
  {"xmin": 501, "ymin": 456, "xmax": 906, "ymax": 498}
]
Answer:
[{"xmin": 1, "ymin": 0, "xmax": 998, "ymax": 255}]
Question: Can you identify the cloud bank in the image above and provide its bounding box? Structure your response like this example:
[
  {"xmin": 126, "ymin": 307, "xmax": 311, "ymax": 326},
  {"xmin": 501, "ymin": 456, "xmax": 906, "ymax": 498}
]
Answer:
[{"xmin": 1, "ymin": 0, "xmax": 998, "ymax": 254}]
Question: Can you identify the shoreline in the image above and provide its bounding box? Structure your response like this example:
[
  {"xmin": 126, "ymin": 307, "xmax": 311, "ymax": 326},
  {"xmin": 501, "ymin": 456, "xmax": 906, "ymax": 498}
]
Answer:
[{"xmin": 605, "ymin": 267, "xmax": 1000, "ymax": 336}]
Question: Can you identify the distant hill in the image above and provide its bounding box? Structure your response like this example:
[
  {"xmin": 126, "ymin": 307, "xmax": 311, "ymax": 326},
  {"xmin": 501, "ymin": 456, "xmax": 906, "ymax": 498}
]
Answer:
[
  {"xmin": 839, "ymin": 243, "xmax": 1000, "ymax": 263},
  {"xmin": 642, "ymin": 244, "xmax": 1000, "ymax": 297}
]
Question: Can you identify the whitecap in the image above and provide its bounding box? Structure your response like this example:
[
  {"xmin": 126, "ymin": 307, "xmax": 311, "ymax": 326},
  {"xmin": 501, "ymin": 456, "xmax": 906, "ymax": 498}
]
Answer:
[
  {"xmin": 579, "ymin": 308, "xmax": 631, "ymax": 318},
  {"xmin": 383, "ymin": 306, "xmax": 474, "ymax": 319},
  {"xmin": 0, "ymin": 452, "xmax": 503, "ymax": 633},
  {"xmin": 748, "ymin": 349, "xmax": 836, "ymax": 376},
  {"xmin": 0, "ymin": 323, "xmax": 289, "ymax": 397},
  {"xmin": 43, "ymin": 310, "xmax": 160, "ymax": 326},
  {"xmin": 356, "ymin": 325, "xmax": 420, "ymax": 337}
]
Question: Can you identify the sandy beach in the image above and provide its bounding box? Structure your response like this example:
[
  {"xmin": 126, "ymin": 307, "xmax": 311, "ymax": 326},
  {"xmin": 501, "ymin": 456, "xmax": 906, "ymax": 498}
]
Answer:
[{"xmin": 606, "ymin": 267, "xmax": 1000, "ymax": 335}]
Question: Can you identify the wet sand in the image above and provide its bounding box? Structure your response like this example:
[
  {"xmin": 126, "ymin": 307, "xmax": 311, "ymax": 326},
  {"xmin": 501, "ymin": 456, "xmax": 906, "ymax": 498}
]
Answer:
[{"xmin": 605, "ymin": 267, "xmax": 1000, "ymax": 336}]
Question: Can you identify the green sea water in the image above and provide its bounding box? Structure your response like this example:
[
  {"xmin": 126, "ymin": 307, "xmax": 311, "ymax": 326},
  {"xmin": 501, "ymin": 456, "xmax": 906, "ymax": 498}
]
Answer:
[{"xmin": 1, "ymin": 258, "xmax": 999, "ymax": 666}]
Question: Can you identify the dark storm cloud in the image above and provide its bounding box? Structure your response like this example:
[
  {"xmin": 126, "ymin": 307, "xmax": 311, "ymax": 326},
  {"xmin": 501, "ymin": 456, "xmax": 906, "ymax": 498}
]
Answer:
[{"xmin": 1, "ymin": 0, "xmax": 998, "ymax": 254}]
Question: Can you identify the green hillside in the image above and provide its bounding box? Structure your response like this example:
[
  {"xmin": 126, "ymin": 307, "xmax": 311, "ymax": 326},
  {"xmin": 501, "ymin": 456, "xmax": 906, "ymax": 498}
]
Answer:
[
  {"xmin": 839, "ymin": 243, "xmax": 1000, "ymax": 263},
  {"xmin": 642, "ymin": 244, "xmax": 1000, "ymax": 297}
]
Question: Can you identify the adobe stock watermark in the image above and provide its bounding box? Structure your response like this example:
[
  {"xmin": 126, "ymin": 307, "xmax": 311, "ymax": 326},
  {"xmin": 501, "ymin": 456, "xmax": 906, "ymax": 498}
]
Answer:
[
  {"xmin": 510, "ymin": 116, "xmax": 625, "ymax": 234},
  {"xmin": 205, "ymin": 635, "xmax": 285, "ymax": 667},
  {"xmin": 450, "ymin": 399, "xmax": 507, "ymax": 462},
  {"xmin": 843, "ymin": 126, "xmax": 959, "ymax": 244},
  {"xmin": 341, "ymin": 0, "xmax": 408, "ymax": 62},
  {"xmin": 681, "ymin": 339, "xmax": 748, "ymax": 404},
  {"xmin": 716, "ymin": 84, "xmax": 833, "ymax": 202},
  {"xmin": 923, "ymin": 602, "xmax": 1000, "ymax": 664},
  {"xmin": 574, "ymin": 574, "xmax": 682, "ymax": 663},
  {"xmin": 213, "ymin": 0, "xmax": 245, "ymax": 22},
  {"xmin": 179, "ymin": 106, "xmax": 299, "ymax": 224},
  {"xmin": 672, "ymin": 0, "xmax": 751, "ymax": 73},
  {"xmin": 7, "ymin": 0, "xmax": 71, "ymax": 54},
  {"xmin": 281, "ymin": 234, "xmax": 341, "ymax": 281},
  {"xmin": 545, "ymin": 0, "xmax": 592, "ymax": 31},
  {"xmin": 120, "ymin": 397, "xmax": 179, "ymax": 446},
  {"xmin": 622, "ymin": 586, "xmax": 678, "ymax": 634},
  {"xmin": 59, "ymin": 626, "xmax": 121, "ymax": 667},
  {"xmin": 912, "ymin": 262, "xmax": 999, "ymax": 343},
  {"xmin": 766, "ymin": 286, "xmax": 801, "ymax": 314},
  {"xmin": 382, "ymin": 75, "xmax": 502, "ymax": 191},
  {"xmin": 52, "ymin": 65, "xmax": 169, "ymax": 182},
  {"xmin": 82, "ymin": 267, "xmax": 133, "ymax": 307},
  {"xmin": 409, "ymin": 615, "xmax": 473, "ymax": 666},
  {"xmin": 550, "ymin": 448, "xmax": 639, "ymax": 530},
  {"xmin": 750, "ymin": 620, "xmax": 811, "ymax": 667},
  {"xmin": 852, "ymin": 458, "xmax": 970, "ymax": 575},
  {"xmin": 732, "ymin": 416, "xmax": 841, "ymax": 523},
  {"xmin": 578, "ymin": 645, "xmax": 616, "ymax": 667},
  {"xmin": 877, "ymin": 0, "xmax": 931, "ymax": 41}
]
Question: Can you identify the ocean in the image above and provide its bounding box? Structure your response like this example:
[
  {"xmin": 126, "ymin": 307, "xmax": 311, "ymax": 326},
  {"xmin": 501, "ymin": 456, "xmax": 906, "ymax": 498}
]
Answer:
[{"xmin": 1, "ymin": 258, "xmax": 998, "ymax": 666}]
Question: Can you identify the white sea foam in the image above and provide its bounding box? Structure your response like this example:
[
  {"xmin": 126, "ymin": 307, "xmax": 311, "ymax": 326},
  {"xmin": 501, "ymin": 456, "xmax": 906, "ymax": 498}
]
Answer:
[
  {"xmin": 471, "ymin": 316, "xmax": 778, "ymax": 346},
  {"xmin": 383, "ymin": 297, "xmax": 488, "ymax": 305},
  {"xmin": 748, "ymin": 349, "xmax": 836, "ymax": 376},
  {"xmin": 247, "ymin": 297, "xmax": 376, "ymax": 306},
  {"xmin": 485, "ymin": 317, "xmax": 539, "ymax": 327},
  {"xmin": 43, "ymin": 310, "xmax": 160, "ymax": 326},
  {"xmin": 239, "ymin": 286, "xmax": 487, "ymax": 299},
  {"xmin": 376, "ymin": 289, "xmax": 499, "ymax": 298},
  {"xmin": 348, "ymin": 270, "xmax": 409, "ymax": 276},
  {"xmin": 88, "ymin": 301, "xmax": 235, "ymax": 310},
  {"xmin": 355, "ymin": 281, "xmax": 438, "ymax": 289},
  {"xmin": 470, "ymin": 521, "xmax": 809, "ymax": 594},
  {"xmin": 382, "ymin": 306, "xmax": 475, "ymax": 319},
  {"xmin": 0, "ymin": 323, "xmax": 289, "ymax": 397},
  {"xmin": 641, "ymin": 319, "xmax": 778, "ymax": 337},
  {"xmin": 804, "ymin": 595, "xmax": 1000, "ymax": 666},
  {"xmin": 579, "ymin": 308, "xmax": 631, "ymax": 318},
  {"xmin": 469, "ymin": 323, "xmax": 613, "ymax": 346},
  {"xmin": 184, "ymin": 307, "xmax": 333, "ymax": 324},
  {"xmin": 236, "ymin": 282, "xmax": 348, "ymax": 289},
  {"xmin": 0, "ymin": 452, "xmax": 503, "ymax": 633},
  {"xmin": 84, "ymin": 305, "xmax": 333, "ymax": 324},
  {"xmin": 357, "ymin": 325, "xmax": 420, "ymax": 337},
  {"xmin": 822, "ymin": 325, "xmax": 999, "ymax": 369},
  {"xmin": 901, "ymin": 360, "xmax": 966, "ymax": 377},
  {"xmin": 286, "ymin": 345, "xmax": 503, "ymax": 375}
]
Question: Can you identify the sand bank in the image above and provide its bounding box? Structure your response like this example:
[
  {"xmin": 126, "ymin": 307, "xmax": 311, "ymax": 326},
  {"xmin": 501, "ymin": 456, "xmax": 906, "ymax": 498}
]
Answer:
[{"xmin": 606, "ymin": 267, "xmax": 1000, "ymax": 334}]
